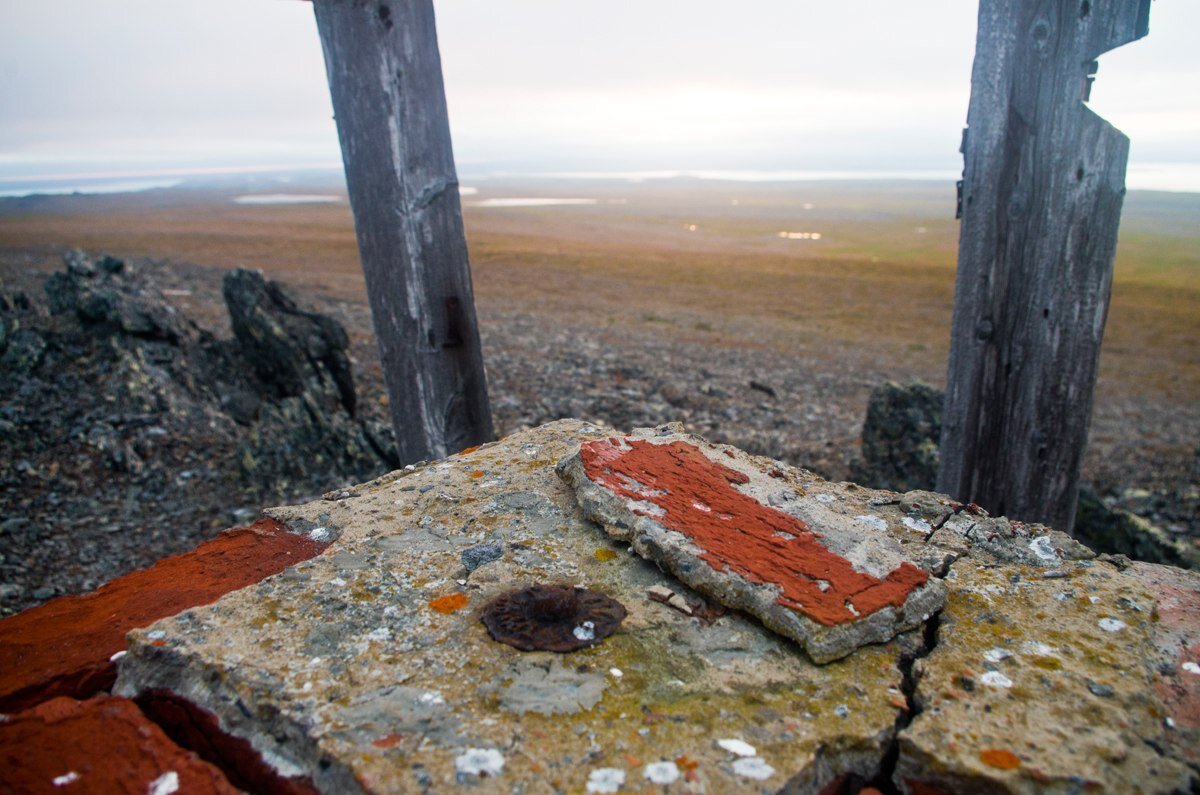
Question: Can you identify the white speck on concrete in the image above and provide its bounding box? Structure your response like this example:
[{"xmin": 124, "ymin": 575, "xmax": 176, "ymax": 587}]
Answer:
[
  {"xmin": 309, "ymin": 526, "xmax": 331, "ymax": 542},
  {"xmin": 455, "ymin": 748, "xmax": 505, "ymax": 777},
  {"xmin": 147, "ymin": 630, "xmax": 166, "ymax": 640},
  {"xmin": 147, "ymin": 771, "xmax": 179, "ymax": 795},
  {"xmin": 109, "ymin": 650, "xmax": 127, "ymax": 662},
  {"xmin": 586, "ymin": 767, "xmax": 626, "ymax": 793},
  {"xmin": 328, "ymin": 577, "xmax": 347, "ymax": 588},
  {"xmin": 902, "ymin": 516, "xmax": 932, "ymax": 533},
  {"xmin": 52, "ymin": 771, "xmax": 80, "ymax": 786},
  {"xmin": 980, "ymin": 671, "xmax": 1013, "ymax": 688},
  {"xmin": 1021, "ymin": 641, "xmax": 1057, "ymax": 657},
  {"xmin": 365, "ymin": 627, "xmax": 391, "ymax": 643},
  {"xmin": 419, "ymin": 691, "xmax": 445, "ymax": 705},
  {"xmin": 609, "ymin": 668, "xmax": 623, "ymax": 678},
  {"xmin": 573, "ymin": 621, "xmax": 596, "ymax": 641},
  {"xmin": 643, "ymin": 761, "xmax": 679, "ymax": 785},
  {"xmin": 717, "ymin": 738, "xmax": 756, "ymax": 757},
  {"xmin": 1181, "ymin": 662, "xmax": 1200, "ymax": 675},
  {"xmin": 1098, "ymin": 618, "xmax": 1126, "ymax": 632},
  {"xmin": 983, "ymin": 647, "xmax": 1013, "ymax": 663},
  {"xmin": 815, "ymin": 493, "xmax": 836, "ymax": 503},
  {"xmin": 854, "ymin": 515, "xmax": 888, "ymax": 532},
  {"xmin": 732, "ymin": 757, "xmax": 775, "ymax": 780},
  {"xmin": 1029, "ymin": 536, "xmax": 1058, "ymax": 561}
]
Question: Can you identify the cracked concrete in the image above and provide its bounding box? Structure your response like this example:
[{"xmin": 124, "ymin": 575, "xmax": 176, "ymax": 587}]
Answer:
[{"xmin": 111, "ymin": 420, "xmax": 1199, "ymax": 793}]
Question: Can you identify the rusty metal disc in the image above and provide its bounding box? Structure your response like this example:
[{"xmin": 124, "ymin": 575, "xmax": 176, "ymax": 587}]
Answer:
[{"xmin": 480, "ymin": 583, "xmax": 626, "ymax": 652}]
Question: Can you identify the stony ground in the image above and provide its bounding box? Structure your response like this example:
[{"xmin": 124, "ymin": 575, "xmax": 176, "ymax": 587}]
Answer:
[{"xmin": 1, "ymin": 247, "xmax": 1196, "ymax": 617}]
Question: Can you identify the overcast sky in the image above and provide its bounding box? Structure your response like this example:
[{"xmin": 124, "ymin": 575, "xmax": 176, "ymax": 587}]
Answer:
[{"xmin": 1, "ymin": 0, "xmax": 1198, "ymax": 189}]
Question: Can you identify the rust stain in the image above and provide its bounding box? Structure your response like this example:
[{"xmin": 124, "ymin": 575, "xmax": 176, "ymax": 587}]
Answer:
[
  {"xmin": 979, "ymin": 748, "xmax": 1022, "ymax": 769},
  {"xmin": 428, "ymin": 593, "xmax": 469, "ymax": 614},
  {"xmin": 580, "ymin": 438, "xmax": 928, "ymax": 627}
]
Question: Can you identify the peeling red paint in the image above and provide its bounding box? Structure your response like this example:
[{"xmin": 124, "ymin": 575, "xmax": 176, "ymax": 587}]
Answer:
[{"xmin": 580, "ymin": 438, "xmax": 928, "ymax": 627}]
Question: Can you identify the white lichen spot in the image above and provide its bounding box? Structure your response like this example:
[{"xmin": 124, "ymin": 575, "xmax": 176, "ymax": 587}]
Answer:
[
  {"xmin": 815, "ymin": 493, "xmax": 836, "ymax": 503},
  {"xmin": 455, "ymin": 748, "xmax": 505, "ymax": 777},
  {"xmin": 980, "ymin": 671, "xmax": 1013, "ymax": 688},
  {"xmin": 147, "ymin": 771, "xmax": 180, "ymax": 795},
  {"xmin": 732, "ymin": 757, "xmax": 775, "ymax": 780},
  {"xmin": 1098, "ymin": 617, "xmax": 1126, "ymax": 632},
  {"xmin": 309, "ymin": 526, "xmax": 331, "ymax": 542},
  {"xmin": 1029, "ymin": 536, "xmax": 1058, "ymax": 561},
  {"xmin": 52, "ymin": 771, "xmax": 80, "ymax": 786},
  {"xmin": 643, "ymin": 762, "xmax": 679, "ymax": 785},
  {"xmin": 1020, "ymin": 641, "xmax": 1057, "ymax": 657},
  {"xmin": 609, "ymin": 668, "xmax": 623, "ymax": 678},
  {"xmin": 573, "ymin": 621, "xmax": 596, "ymax": 642},
  {"xmin": 717, "ymin": 738, "xmax": 757, "ymax": 757},
  {"xmin": 109, "ymin": 650, "xmax": 127, "ymax": 663},
  {"xmin": 586, "ymin": 767, "xmax": 626, "ymax": 793},
  {"xmin": 147, "ymin": 630, "xmax": 166, "ymax": 641},
  {"xmin": 419, "ymin": 691, "xmax": 445, "ymax": 705},
  {"xmin": 328, "ymin": 577, "xmax": 347, "ymax": 588},
  {"xmin": 1182, "ymin": 662, "xmax": 1200, "ymax": 675},
  {"xmin": 854, "ymin": 515, "xmax": 888, "ymax": 532},
  {"xmin": 902, "ymin": 516, "xmax": 932, "ymax": 533},
  {"xmin": 983, "ymin": 647, "xmax": 1013, "ymax": 663},
  {"xmin": 691, "ymin": 501, "xmax": 713, "ymax": 513},
  {"xmin": 302, "ymin": 682, "xmax": 313, "ymax": 693},
  {"xmin": 365, "ymin": 627, "xmax": 392, "ymax": 643}
]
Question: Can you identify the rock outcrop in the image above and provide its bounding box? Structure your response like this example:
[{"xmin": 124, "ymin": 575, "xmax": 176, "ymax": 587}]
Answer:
[{"xmin": 853, "ymin": 381, "xmax": 942, "ymax": 493}]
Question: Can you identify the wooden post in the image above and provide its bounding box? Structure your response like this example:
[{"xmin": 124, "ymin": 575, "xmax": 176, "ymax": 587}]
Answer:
[
  {"xmin": 937, "ymin": 0, "xmax": 1149, "ymax": 533},
  {"xmin": 312, "ymin": 0, "xmax": 494, "ymax": 464}
]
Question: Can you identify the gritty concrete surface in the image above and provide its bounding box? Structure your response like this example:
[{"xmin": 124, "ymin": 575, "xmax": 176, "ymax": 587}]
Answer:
[
  {"xmin": 110, "ymin": 420, "xmax": 1199, "ymax": 794},
  {"xmin": 0, "ymin": 518, "xmax": 327, "ymax": 713},
  {"xmin": 558, "ymin": 425, "xmax": 947, "ymax": 662},
  {"xmin": 0, "ymin": 695, "xmax": 238, "ymax": 794}
]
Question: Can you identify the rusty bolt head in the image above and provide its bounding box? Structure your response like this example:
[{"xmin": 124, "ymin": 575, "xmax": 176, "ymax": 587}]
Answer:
[{"xmin": 480, "ymin": 583, "xmax": 626, "ymax": 652}]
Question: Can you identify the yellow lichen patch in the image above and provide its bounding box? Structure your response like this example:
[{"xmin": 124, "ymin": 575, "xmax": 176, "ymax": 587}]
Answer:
[
  {"xmin": 979, "ymin": 748, "xmax": 1021, "ymax": 769},
  {"xmin": 428, "ymin": 592, "xmax": 469, "ymax": 614},
  {"xmin": 594, "ymin": 548, "xmax": 619, "ymax": 562}
]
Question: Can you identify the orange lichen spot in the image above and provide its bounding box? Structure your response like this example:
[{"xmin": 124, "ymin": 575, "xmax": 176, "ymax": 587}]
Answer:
[
  {"xmin": 372, "ymin": 734, "xmax": 404, "ymax": 749},
  {"xmin": 459, "ymin": 444, "xmax": 482, "ymax": 455},
  {"xmin": 428, "ymin": 593, "xmax": 469, "ymax": 614},
  {"xmin": 580, "ymin": 438, "xmax": 928, "ymax": 627},
  {"xmin": 594, "ymin": 548, "xmax": 618, "ymax": 562},
  {"xmin": 624, "ymin": 755, "xmax": 643, "ymax": 768},
  {"xmin": 889, "ymin": 695, "xmax": 909, "ymax": 711},
  {"xmin": 469, "ymin": 470, "xmax": 485, "ymax": 479},
  {"xmin": 675, "ymin": 754, "xmax": 700, "ymax": 771},
  {"xmin": 979, "ymin": 748, "xmax": 1021, "ymax": 770}
]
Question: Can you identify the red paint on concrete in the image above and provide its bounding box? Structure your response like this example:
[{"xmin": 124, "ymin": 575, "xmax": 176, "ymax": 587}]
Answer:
[
  {"xmin": 581, "ymin": 438, "xmax": 928, "ymax": 627},
  {"xmin": 137, "ymin": 690, "xmax": 319, "ymax": 795},
  {"xmin": 0, "ymin": 519, "xmax": 328, "ymax": 713},
  {"xmin": 0, "ymin": 695, "xmax": 238, "ymax": 794}
]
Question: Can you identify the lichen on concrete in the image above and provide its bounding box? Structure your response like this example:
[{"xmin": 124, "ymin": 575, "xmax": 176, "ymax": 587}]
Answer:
[{"xmin": 111, "ymin": 419, "xmax": 1199, "ymax": 794}]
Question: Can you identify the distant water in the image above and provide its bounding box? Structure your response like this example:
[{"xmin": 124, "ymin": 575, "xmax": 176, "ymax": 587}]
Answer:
[
  {"xmin": 232, "ymin": 194, "xmax": 343, "ymax": 205},
  {"xmin": 469, "ymin": 198, "xmax": 598, "ymax": 208},
  {"xmin": 0, "ymin": 179, "xmax": 182, "ymax": 198}
]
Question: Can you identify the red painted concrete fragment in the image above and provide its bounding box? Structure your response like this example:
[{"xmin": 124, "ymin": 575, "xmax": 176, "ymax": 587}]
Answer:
[
  {"xmin": 0, "ymin": 695, "xmax": 238, "ymax": 794},
  {"xmin": 580, "ymin": 438, "xmax": 928, "ymax": 627},
  {"xmin": 0, "ymin": 518, "xmax": 328, "ymax": 713}
]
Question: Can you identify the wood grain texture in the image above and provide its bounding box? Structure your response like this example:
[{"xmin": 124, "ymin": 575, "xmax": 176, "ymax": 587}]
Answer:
[
  {"xmin": 938, "ymin": 0, "xmax": 1149, "ymax": 533},
  {"xmin": 313, "ymin": 0, "xmax": 493, "ymax": 464}
]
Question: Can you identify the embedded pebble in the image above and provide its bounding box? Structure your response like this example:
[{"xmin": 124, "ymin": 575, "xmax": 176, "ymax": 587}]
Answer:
[
  {"xmin": 834, "ymin": 703, "xmax": 850, "ymax": 719},
  {"xmin": 1088, "ymin": 681, "xmax": 1115, "ymax": 698},
  {"xmin": 1181, "ymin": 662, "xmax": 1200, "ymax": 675},
  {"xmin": 1028, "ymin": 536, "xmax": 1058, "ymax": 561},
  {"xmin": 644, "ymin": 761, "xmax": 680, "ymax": 785},
  {"xmin": 732, "ymin": 757, "xmax": 775, "ymax": 780},
  {"xmin": 586, "ymin": 768, "xmax": 625, "ymax": 793},
  {"xmin": 980, "ymin": 671, "xmax": 1013, "ymax": 688},
  {"xmin": 1098, "ymin": 618, "xmax": 1126, "ymax": 633},
  {"xmin": 461, "ymin": 542, "xmax": 504, "ymax": 572},
  {"xmin": 455, "ymin": 748, "xmax": 505, "ymax": 777},
  {"xmin": 573, "ymin": 621, "xmax": 596, "ymax": 641},
  {"xmin": 983, "ymin": 647, "xmax": 1013, "ymax": 663},
  {"xmin": 903, "ymin": 516, "xmax": 932, "ymax": 533},
  {"xmin": 717, "ymin": 738, "xmax": 757, "ymax": 757},
  {"xmin": 147, "ymin": 771, "xmax": 179, "ymax": 795}
]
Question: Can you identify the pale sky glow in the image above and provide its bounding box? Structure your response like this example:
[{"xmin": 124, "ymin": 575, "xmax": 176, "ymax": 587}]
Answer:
[{"xmin": 1, "ymin": 0, "xmax": 1198, "ymax": 189}]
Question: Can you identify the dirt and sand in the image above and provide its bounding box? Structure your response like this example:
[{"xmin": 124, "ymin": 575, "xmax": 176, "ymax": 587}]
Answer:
[{"xmin": 0, "ymin": 177, "xmax": 1196, "ymax": 614}]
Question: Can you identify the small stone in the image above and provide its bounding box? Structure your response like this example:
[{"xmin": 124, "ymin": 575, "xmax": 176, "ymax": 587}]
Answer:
[
  {"xmin": 461, "ymin": 542, "xmax": 504, "ymax": 572},
  {"xmin": 455, "ymin": 748, "xmax": 505, "ymax": 777},
  {"xmin": 646, "ymin": 585, "xmax": 674, "ymax": 603},
  {"xmin": 717, "ymin": 738, "xmax": 757, "ymax": 757},
  {"xmin": 732, "ymin": 757, "xmax": 775, "ymax": 780},
  {"xmin": 834, "ymin": 704, "xmax": 850, "ymax": 719},
  {"xmin": 586, "ymin": 768, "xmax": 625, "ymax": 793},
  {"xmin": 979, "ymin": 671, "xmax": 1013, "ymax": 689},
  {"xmin": 1087, "ymin": 681, "xmax": 1115, "ymax": 698},
  {"xmin": 1098, "ymin": 618, "xmax": 1126, "ymax": 633},
  {"xmin": 644, "ymin": 761, "xmax": 680, "ymax": 785}
]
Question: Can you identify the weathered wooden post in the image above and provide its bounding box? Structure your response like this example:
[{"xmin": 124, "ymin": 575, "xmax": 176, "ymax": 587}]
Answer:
[
  {"xmin": 938, "ymin": 0, "xmax": 1150, "ymax": 533},
  {"xmin": 312, "ymin": 0, "xmax": 494, "ymax": 464}
]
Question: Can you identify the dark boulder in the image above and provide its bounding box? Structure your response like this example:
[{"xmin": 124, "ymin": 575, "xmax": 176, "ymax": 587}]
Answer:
[{"xmin": 852, "ymin": 381, "xmax": 942, "ymax": 492}]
